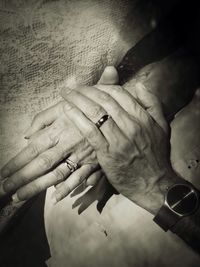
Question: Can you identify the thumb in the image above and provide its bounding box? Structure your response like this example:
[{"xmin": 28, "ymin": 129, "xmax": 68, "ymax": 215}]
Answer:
[{"xmin": 98, "ymin": 66, "xmax": 119, "ymax": 85}]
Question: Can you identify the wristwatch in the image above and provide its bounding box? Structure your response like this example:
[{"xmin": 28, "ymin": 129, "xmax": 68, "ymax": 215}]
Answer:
[{"xmin": 153, "ymin": 182, "xmax": 200, "ymax": 231}]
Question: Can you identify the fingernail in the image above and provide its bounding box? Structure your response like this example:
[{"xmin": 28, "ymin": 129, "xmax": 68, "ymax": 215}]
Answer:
[
  {"xmin": 24, "ymin": 128, "xmax": 32, "ymax": 139},
  {"xmin": 12, "ymin": 193, "xmax": 20, "ymax": 203},
  {"xmin": 4, "ymin": 181, "xmax": 15, "ymax": 192},
  {"xmin": 63, "ymin": 101, "xmax": 73, "ymax": 113},
  {"xmin": 63, "ymin": 87, "xmax": 73, "ymax": 95}
]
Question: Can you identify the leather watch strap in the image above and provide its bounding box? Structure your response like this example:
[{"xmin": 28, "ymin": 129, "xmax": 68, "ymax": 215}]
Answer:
[{"xmin": 153, "ymin": 204, "xmax": 180, "ymax": 232}]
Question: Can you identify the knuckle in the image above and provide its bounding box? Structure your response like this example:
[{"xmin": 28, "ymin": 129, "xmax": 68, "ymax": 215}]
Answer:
[
  {"xmin": 111, "ymin": 85, "xmax": 124, "ymax": 93},
  {"xmin": 15, "ymin": 172, "xmax": 26, "ymax": 185},
  {"xmin": 88, "ymin": 106, "xmax": 104, "ymax": 120},
  {"xmin": 28, "ymin": 143, "xmax": 39, "ymax": 158},
  {"xmin": 85, "ymin": 125, "xmax": 97, "ymax": 139},
  {"xmin": 38, "ymin": 154, "xmax": 52, "ymax": 170},
  {"xmin": 47, "ymin": 133, "xmax": 59, "ymax": 147},
  {"xmin": 100, "ymin": 143, "xmax": 109, "ymax": 154},
  {"xmin": 63, "ymin": 182, "xmax": 71, "ymax": 194},
  {"xmin": 53, "ymin": 168, "xmax": 66, "ymax": 182},
  {"xmin": 26, "ymin": 183, "xmax": 41, "ymax": 195},
  {"xmin": 77, "ymin": 173, "xmax": 84, "ymax": 183},
  {"xmin": 131, "ymin": 121, "xmax": 142, "ymax": 136},
  {"xmin": 111, "ymin": 105, "xmax": 121, "ymax": 117},
  {"xmin": 98, "ymin": 91, "xmax": 111, "ymax": 102},
  {"xmin": 5, "ymin": 159, "xmax": 17, "ymax": 174}
]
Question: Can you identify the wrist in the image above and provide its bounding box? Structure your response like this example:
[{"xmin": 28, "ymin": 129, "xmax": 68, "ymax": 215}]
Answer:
[{"xmin": 130, "ymin": 169, "xmax": 186, "ymax": 215}]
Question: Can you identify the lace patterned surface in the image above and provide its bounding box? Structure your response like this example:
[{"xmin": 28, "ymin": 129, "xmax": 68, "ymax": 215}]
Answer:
[
  {"xmin": 0, "ymin": 0, "xmax": 142, "ymax": 242},
  {"xmin": 0, "ymin": 0, "xmax": 151, "ymax": 231},
  {"xmin": 2, "ymin": 1, "xmax": 198, "ymax": 267}
]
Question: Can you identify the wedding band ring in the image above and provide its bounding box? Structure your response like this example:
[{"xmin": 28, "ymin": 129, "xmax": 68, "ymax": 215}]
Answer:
[
  {"xmin": 95, "ymin": 115, "xmax": 111, "ymax": 129},
  {"xmin": 65, "ymin": 159, "xmax": 78, "ymax": 173}
]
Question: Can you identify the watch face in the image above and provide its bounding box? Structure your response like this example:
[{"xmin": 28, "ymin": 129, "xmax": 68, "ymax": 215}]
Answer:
[{"xmin": 166, "ymin": 184, "xmax": 199, "ymax": 216}]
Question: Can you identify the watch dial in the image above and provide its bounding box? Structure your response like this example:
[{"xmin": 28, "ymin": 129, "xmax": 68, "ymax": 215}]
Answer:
[{"xmin": 167, "ymin": 184, "xmax": 199, "ymax": 215}]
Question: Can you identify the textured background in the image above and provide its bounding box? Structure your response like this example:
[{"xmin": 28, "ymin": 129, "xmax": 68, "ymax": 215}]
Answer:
[{"xmin": 0, "ymin": 0, "xmax": 200, "ymax": 266}]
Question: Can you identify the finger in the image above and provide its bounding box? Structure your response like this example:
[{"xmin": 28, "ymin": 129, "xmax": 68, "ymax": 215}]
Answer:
[
  {"xmin": 52, "ymin": 163, "xmax": 99, "ymax": 203},
  {"xmin": 94, "ymin": 83, "xmax": 142, "ymax": 118},
  {"xmin": 95, "ymin": 82, "xmax": 167, "ymax": 133},
  {"xmin": 63, "ymin": 101, "xmax": 108, "ymax": 150},
  {"xmin": 24, "ymin": 101, "xmax": 65, "ymax": 138},
  {"xmin": 2, "ymin": 143, "xmax": 69, "ymax": 193},
  {"xmin": 133, "ymin": 83, "xmax": 168, "ymax": 133},
  {"xmin": 12, "ymin": 162, "xmax": 71, "ymax": 202},
  {"xmin": 94, "ymin": 83, "xmax": 152, "ymax": 131},
  {"xmin": 70, "ymin": 182, "xmax": 88, "ymax": 197},
  {"xmin": 86, "ymin": 169, "xmax": 103, "ymax": 186},
  {"xmin": 98, "ymin": 66, "xmax": 119, "ymax": 85},
  {"xmin": 70, "ymin": 169, "xmax": 103, "ymax": 197},
  {"xmin": 61, "ymin": 88, "xmax": 106, "ymax": 123},
  {"xmin": 3, "ymin": 137, "xmax": 95, "ymax": 194},
  {"xmin": 0, "ymin": 133, "xmax": 59, "ymax": 179},
  {"xmin": 62, "ymin": 87, "xmax": 133, "ymax": 141}
]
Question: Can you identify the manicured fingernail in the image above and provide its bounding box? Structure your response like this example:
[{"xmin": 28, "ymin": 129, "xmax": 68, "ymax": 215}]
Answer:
[
  {"xmin": 4, "ymin": 181, "xmax": 15, "ymax": 192},
  {"xmin": 12, "ymin": 193, "xmax": 20, "ymax": 203}
]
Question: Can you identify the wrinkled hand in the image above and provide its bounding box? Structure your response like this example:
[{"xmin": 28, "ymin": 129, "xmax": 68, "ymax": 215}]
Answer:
[
  {"xmin": 0, "ymin": 107, "xmax": 101, "ymax": 202},
  {"xmin": 61, "ymin": 76, "xmax": 181, "ymax": 215},
  {"xmin": 0, "ymin": 67, "xmax": 119, "ymax": 203}
]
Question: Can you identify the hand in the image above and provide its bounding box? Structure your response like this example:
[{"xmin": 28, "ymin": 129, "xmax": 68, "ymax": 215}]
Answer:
[
  {"xmin": 0, "ymin": 67, "xmax": 119, "ymax": 203},
  {"xmin": 61, "ymin": 78, "xmax": 182, "ymax": 215},
  {"xmin": 0, "ymin": 106, "xmax": 101, "ymax": 202}
]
